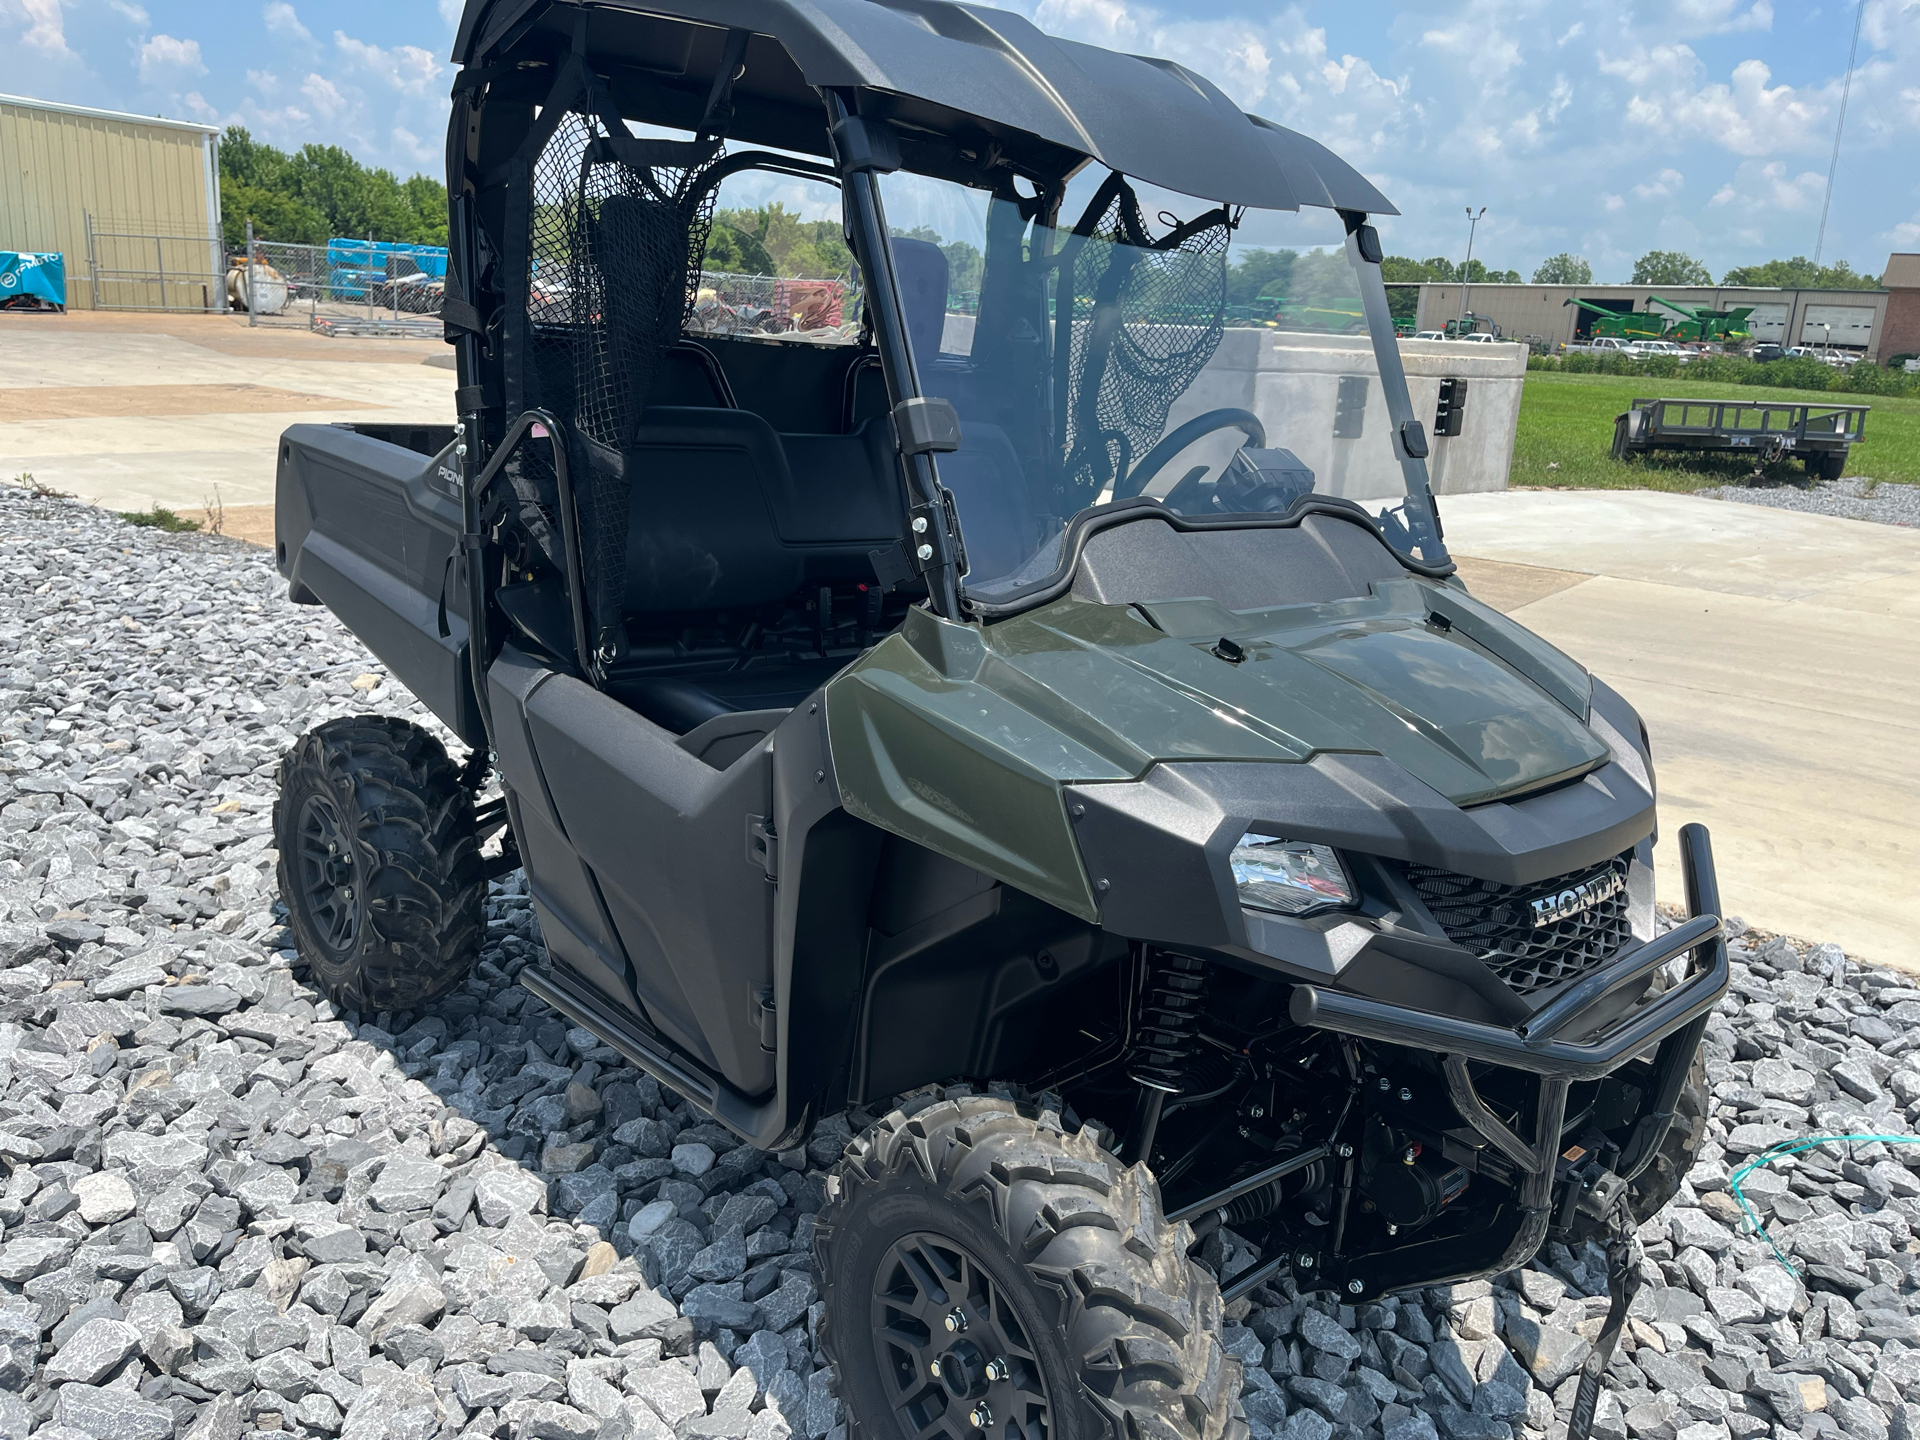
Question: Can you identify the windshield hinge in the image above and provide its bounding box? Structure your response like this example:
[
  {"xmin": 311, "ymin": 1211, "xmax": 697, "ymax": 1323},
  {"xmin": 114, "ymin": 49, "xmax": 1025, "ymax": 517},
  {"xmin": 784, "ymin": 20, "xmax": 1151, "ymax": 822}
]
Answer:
[
  {"xmin": 892, "ymin": 396, "xmax": 961, "ymax": 456},
  {"xmin": 747, "ymin": 815, "xmax": 778, "ymax": 883}
]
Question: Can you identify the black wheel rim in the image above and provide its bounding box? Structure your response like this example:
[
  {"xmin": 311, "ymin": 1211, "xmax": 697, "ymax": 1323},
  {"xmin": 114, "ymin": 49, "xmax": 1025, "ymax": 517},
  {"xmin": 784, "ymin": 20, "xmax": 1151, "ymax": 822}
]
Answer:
[
  {"xmin": 869, "ymin": 1232, "xmax": 1050, "ymax": 1440},
  {"xmin": 295, "ymin": 791, "xmax": 359, "ymax": 955}
]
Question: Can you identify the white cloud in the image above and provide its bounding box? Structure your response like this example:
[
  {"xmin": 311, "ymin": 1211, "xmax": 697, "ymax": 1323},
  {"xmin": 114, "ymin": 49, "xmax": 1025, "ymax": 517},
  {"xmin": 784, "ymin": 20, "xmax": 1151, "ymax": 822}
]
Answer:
[
  {"xmin": 1669, "ymin": 0, "xmax": 1774, "ymax": 35},
  {"xmin": 109, "ymin": 0, "xmax": 148, "ymax": 24},
  {"xmin": 1633, "ymin": 168, "xmax": 1684, "ymax": 199},
  {"xmin": 138, "ymin": 33, "xmax": 206, "ymax": 85},
  {"xmin": 3, "ymin": 0, "xmax": 72, "ymax": 56},
  {"xmin": 1708, "ymin": 160, "xmax": 1828, "ymax": 211},
  {"xmin": 1628, "ymin": 58, "xmax": 1828, "ymax": 156},
  {"xmin": 301, "ymin": 71, "xmax": 346, "ymax": 118},
  {"xmin": 390, "ymin": 125, "xmax": 437, "ymax": 166},
  {"xmin": 439, "ymin": 0, "xmax": 463, "ymax": 29},
  {"xmin": 333, "ymin": 31, "xmax": 445, "ymax": 96},
  {"xmin": 1889, "ymin": 214, "xmax": 1920, "ymax": 246},
  {"xmin": 1603, "ymin": 193, "xmax": 1626, "ymax": 211},
  {"xmin": 264, "ymin": 2, "xmax": 312, "ymax": 45}
]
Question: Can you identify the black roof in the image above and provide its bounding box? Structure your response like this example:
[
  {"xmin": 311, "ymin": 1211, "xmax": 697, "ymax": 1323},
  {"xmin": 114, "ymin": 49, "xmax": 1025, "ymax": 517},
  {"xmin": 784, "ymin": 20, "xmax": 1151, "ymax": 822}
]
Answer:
[{"xmin": 453, "ymin": 0, "xmax": 1396, "ymax": 215}]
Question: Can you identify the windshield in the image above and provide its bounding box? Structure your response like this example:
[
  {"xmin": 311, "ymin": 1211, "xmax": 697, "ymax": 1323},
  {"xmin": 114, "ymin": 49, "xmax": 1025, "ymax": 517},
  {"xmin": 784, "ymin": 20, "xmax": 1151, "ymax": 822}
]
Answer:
[{"xmin": 878, "ymin": 170, "xmax": 1446, "ymax": 604}]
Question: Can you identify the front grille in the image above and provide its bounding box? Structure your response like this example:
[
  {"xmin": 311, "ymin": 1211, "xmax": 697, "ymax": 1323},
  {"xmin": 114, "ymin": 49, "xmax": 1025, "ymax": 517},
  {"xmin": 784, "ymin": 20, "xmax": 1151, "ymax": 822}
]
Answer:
[{"xmin": 1405, "ymin": 853, "xmax": 1633, "ymax": 995}]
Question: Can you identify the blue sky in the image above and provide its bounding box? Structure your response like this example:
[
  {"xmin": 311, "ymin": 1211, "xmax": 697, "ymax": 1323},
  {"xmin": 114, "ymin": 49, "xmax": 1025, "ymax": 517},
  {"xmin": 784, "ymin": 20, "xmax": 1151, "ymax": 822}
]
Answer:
[{"xmin": 4, "ymin": 0, "xmax": 1916, "ymax": 280}]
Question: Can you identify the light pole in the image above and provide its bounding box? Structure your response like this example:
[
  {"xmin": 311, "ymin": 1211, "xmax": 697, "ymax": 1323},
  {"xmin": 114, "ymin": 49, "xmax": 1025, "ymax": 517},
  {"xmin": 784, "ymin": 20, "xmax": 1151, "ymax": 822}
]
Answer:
[{"xmin": 1459, "ymin": 206, "xmax": 1486, "ymax": 333}]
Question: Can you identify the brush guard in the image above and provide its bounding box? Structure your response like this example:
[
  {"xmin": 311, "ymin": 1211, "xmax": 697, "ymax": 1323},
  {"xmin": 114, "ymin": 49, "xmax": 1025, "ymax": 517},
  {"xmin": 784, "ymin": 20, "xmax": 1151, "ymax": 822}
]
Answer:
[{"xmin": 1216, "ymin": 823, "xmax": 1725, "ymax": 1302}]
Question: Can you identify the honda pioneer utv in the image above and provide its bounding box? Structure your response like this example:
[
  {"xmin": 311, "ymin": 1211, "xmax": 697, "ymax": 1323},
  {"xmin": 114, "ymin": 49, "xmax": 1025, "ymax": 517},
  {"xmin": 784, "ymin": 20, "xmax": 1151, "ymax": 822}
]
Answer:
[{"xmin": 270, "ymin": 1, "xmax": 1729, "ymax": 1436}]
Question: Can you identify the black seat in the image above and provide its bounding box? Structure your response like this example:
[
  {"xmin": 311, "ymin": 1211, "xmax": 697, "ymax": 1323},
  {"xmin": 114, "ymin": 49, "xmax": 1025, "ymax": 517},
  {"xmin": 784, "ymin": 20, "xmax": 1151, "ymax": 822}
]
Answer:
[
  {"xmin": 607, "ymin": 406, "xmax": 905, "ymax": 732},
  {"xmin": 613, "ymin": 657, "xmax": 853, "ymax": 733}
]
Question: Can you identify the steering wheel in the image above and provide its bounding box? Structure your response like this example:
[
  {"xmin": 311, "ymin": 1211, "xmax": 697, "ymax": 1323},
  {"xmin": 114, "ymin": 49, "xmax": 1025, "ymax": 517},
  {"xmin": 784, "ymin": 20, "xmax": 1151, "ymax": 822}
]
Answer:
[{"xmin": 1114, "ymin": 408, "xmax": 1267, "ymax": 499}]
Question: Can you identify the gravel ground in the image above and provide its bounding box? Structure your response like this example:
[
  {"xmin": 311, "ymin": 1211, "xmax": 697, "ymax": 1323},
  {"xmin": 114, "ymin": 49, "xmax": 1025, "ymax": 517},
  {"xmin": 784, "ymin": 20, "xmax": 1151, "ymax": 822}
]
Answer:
[
  {"xmin": 1697, "ymin": 476, "xmax": 1920, "ymax": 528},
  {"xmin": 4, "ymin": 479, "xmax": 1920, "ymax": 1440}
]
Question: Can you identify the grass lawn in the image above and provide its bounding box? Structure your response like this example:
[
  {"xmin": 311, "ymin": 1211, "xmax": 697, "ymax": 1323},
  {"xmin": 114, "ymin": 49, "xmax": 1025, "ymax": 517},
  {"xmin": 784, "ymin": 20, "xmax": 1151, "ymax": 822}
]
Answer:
[{"xmin": 1509, "ymin": 372, "xmax": 1920, "ymax": 490}]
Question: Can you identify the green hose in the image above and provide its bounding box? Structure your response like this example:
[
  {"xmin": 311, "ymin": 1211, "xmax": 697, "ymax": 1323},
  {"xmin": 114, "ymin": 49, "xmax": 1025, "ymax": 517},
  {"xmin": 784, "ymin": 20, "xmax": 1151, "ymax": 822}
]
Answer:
[{"xmin": 1728, "ymin": 1132, "xmax": 1920, "ymax": 1275}]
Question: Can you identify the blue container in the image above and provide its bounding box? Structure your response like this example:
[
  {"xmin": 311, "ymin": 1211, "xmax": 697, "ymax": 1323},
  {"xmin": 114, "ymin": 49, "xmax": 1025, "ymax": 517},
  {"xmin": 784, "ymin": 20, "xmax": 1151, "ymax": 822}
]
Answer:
[{"xmin": 326, "ymin": 239, "xmax": 448, "ymax": 301}]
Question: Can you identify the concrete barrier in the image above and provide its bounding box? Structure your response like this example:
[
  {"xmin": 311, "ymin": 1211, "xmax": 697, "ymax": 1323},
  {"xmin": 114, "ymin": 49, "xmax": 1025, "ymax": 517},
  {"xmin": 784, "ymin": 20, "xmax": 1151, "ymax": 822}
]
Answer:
[{"xmin": 1168, "ymin": 330, "xmax": 1527, "ymax": 497}]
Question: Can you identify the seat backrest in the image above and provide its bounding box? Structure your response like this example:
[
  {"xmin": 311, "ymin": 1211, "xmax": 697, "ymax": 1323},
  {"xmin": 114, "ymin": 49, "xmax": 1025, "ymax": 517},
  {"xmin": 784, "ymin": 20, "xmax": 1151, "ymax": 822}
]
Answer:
[
  {"xmin": 889, "ymin": 238, "xmax": 949, "ymax": 364},
  {"xmin": 644, "ymin": 343, "xmax": 735, "ymax": 408},
  {"xmin": 622, "ymin": 408, "xmax": 904, "ymax": 615},
  {"xmin": 934, "ymin": 421, "xmax": 1039, "ymax": 585},
  {"xmin": 623, "ymin": 408, "xmax": 804, "ymax": 613}
]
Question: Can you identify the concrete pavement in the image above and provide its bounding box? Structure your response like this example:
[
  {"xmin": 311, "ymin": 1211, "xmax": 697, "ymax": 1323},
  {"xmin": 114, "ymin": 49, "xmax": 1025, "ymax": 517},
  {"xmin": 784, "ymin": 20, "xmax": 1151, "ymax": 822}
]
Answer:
[
  {"xmin": 1447, "ymin": 489, "xmax": 1920, "ymax": 971},
  {"xmin": 0, "ymin": 310, "xmax": 453, "ymax": 514}
]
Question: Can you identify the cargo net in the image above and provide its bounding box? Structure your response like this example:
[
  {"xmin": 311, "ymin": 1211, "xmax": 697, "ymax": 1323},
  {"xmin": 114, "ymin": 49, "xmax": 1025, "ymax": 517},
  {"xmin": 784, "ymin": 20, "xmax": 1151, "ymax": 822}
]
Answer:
[
  {"xmin": 1062, "ymin": 179, "xmax": 1230, "ymax": 504},
  {"xmin": 525, "ymin": 108, "xmax": 722, "ymax": 659}
]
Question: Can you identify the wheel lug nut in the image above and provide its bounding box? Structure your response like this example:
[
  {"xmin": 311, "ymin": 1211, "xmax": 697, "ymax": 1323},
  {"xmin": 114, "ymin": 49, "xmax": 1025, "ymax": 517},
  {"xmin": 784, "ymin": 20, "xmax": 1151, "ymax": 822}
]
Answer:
[
  {"xmin": 944, "ymin": 1309, "xmax": 966, "ymax": 1333},
  {"xmin": 1347, "ymin": 1279, "xmax": 1364, "ymax": 1295},
  {"xmin": 969, "ymin": 1403, "xmax": 993, "ymax": 1429},
  {"xmin": 928, "ymin": 1359, "xmax": 942, "ymax": 1377},
  {"xmin": 985, "ymin": 1358, "xmax": 1008, "ymax": 1382}
]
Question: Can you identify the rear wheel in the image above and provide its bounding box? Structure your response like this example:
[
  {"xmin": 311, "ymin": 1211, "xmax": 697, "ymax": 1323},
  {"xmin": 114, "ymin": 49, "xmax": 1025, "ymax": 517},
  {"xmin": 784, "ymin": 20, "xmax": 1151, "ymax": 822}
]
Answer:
[
  {"xmin": 1809, "ymin": 450, "xmax": 1847, "ymax": 481},
  {"xmin": 817, "ymin": 1088, "xmax": 1241, "ymax": 1440},
  {"xmin": 1610, "ymin": 415, "xmax": 1632, "ymax": 461},
  {"xmin": 274, "ymin": 716, "xmax": 484, "ymax": 1012}
]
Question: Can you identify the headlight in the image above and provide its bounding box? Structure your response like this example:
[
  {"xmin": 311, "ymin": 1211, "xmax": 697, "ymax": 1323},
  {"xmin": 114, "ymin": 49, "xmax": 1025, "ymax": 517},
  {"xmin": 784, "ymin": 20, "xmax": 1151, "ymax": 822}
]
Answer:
[{"xmin": 1230, "ymin": 833, "xmax": 1354, "ymax": 916}]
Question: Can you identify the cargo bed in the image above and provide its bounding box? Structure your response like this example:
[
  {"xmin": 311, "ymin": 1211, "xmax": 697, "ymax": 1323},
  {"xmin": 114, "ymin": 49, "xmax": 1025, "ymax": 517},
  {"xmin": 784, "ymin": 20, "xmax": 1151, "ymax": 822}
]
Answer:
[{"xmin": 275, "ymin": 420, "xmax": 484, "ymax": 745}]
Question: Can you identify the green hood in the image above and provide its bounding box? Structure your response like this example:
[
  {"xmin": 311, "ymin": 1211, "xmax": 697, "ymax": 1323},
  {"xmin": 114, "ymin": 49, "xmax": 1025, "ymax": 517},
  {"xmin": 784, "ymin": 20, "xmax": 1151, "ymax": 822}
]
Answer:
[{"xmin": 826, "ymin": 578, "xmax": 1605, "ymax": 920}]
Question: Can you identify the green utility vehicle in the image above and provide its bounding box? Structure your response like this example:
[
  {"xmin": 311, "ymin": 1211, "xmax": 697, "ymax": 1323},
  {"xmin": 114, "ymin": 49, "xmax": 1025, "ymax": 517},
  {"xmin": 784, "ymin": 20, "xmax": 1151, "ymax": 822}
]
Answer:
[{"xmin": 270, "ymin": 3, "xmax": 1727, "ymax": 1438}]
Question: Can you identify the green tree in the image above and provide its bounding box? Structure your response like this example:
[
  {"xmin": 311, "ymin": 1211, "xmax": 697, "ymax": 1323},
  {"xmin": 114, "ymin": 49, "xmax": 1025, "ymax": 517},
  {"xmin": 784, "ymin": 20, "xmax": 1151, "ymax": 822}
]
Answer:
[
  {"xmin": 217, "ymin": 126, "xmax": 447, "ymax": 249},
  {"xmin": 220, "ymin": 177, "xmax": 328, "ymax": 248},
  {"xmin": 1227, "ymin": 248, "xmax": 1299, "ymax": 306},
  {"xmin": 1533, "ymin": 252, "xmax": 1592, "ymax": 284},
  {"xmin": 1632, "ymin": 250, "xmax": 1712, "ymax": 286},
  {"xmin": 709, "ymin": 204, "xmax": 853, "ymax": 277},
  {"xmin": 1719, "ymin": 256, "xmax": 1881, "ymax": 290}
]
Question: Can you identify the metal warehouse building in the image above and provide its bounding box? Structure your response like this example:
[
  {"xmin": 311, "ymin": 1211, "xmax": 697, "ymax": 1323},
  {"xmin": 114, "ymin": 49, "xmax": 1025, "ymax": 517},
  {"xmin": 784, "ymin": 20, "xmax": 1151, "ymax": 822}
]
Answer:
[
  {"xmin": 0, "ymin": 92, "xmax": 222, "ymax": 312},
  {"xmin": 1406, "ymin": 278, "xmax": 1894, "ymax": 360}
]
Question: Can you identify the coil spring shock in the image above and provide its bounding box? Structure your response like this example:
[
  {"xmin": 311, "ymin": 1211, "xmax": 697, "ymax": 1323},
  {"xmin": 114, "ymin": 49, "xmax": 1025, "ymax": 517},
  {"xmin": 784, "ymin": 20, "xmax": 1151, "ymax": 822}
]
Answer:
[
  {"xmin": 1125, "ymin": 952, "xmax": 1210, "ymax": 1163},
  {"xmin": 1130, "ymin": 952, "xmax": 1210, "ymax": 1090}
]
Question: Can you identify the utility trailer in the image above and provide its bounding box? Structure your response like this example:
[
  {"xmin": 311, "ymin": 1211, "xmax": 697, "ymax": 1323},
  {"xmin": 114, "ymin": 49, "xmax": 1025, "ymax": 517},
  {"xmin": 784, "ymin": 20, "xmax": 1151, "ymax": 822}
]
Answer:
[{"xmin": 1611, "ymin": 396, "xmax": 1866, "ymax": 478}]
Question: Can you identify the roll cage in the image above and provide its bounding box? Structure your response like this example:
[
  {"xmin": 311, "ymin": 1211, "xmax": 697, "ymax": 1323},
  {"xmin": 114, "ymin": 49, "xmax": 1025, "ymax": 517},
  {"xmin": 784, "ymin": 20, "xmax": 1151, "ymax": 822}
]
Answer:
[{"xmin": 441, "ymin": 1, "xmax": 1434, "ymax": 685}]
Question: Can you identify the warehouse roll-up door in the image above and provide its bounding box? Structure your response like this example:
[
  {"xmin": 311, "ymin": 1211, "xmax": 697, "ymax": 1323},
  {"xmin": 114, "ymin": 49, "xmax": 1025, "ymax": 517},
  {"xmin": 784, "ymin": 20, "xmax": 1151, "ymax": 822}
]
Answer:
[
  {"xmin": 1745, "ymin": 304, "xmax": 1788, "ymax": 340},
  {"xmin": 1800, "ymin": 305, "xmax": 1873, "ymax": 347}
]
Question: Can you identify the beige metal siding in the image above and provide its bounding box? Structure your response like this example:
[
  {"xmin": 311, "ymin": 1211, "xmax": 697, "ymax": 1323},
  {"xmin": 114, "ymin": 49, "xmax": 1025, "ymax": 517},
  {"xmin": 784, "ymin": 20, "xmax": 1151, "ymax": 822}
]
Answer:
[{"xmin": 0, "ymin": 97, "xmax": 218, "ymax": 310}]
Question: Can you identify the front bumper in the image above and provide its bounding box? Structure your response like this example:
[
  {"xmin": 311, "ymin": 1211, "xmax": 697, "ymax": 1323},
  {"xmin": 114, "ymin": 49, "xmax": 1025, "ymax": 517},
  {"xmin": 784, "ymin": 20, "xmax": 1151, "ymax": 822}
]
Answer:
[
  {"xmin": 1223, "ymin": 823, "xmax": 1725, "ymax": 1301},
  {"xmin": 1287, "ymin": 823, "xmax": 1726, "ymax": 1081}
]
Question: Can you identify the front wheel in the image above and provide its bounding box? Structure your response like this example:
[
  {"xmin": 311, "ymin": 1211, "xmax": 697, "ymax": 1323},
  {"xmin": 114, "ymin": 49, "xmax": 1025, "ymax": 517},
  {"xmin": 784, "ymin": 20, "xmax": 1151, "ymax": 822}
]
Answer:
[
  {"xmin": 816, "ymin": 1088, "xmax": 1241, "ymax": 1440},
  {"xmin": 274, "ymin": 716, "xmax": 484, "ymax": 1012}
]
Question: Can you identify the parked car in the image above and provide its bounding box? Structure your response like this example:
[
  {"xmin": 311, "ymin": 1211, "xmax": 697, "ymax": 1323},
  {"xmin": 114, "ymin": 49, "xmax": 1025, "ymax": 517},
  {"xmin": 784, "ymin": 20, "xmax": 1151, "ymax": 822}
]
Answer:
[
  {"xmin": 1410, "ymin": 330, "xmax": 1448, "ymax": 341},
  {"xmin": 1458, "ymin": 332, "xmax": 1500, "ymax": 343},
  {"xmin": 1748, "ymin": 342, "xmax": 1785, "ymax": 362},
  {"xmin": 1624, "ymin": 340, "xmax": 1691, "ymax": 362},
  {"xmin": 1566, "ymin": 335, "xmax": 1638, "ymax": 357}
]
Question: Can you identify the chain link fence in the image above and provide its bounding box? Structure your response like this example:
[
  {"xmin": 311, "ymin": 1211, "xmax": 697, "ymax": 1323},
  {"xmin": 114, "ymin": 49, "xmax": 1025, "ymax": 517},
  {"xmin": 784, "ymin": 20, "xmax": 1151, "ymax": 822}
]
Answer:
[
  {"xmin": 236, "ymin": 227, "xmax": 444, "ymax": 337},
  {"xmin": 85, "ymin": 214, "xmax": 226, "ymax": 312}
]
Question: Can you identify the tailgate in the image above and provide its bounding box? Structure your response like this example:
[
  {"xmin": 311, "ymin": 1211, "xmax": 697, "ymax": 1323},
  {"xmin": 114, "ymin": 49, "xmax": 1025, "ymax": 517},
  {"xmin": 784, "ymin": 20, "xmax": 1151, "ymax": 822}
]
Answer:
[{"xmin": 275, "ymin": 422, "xmax": 484, "ymax": 746}]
